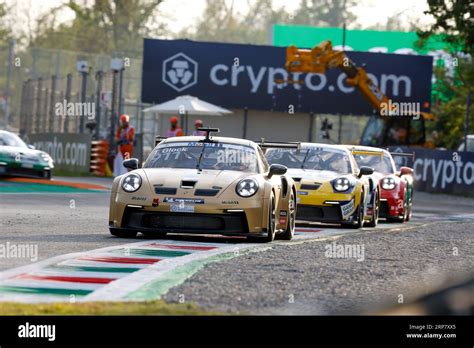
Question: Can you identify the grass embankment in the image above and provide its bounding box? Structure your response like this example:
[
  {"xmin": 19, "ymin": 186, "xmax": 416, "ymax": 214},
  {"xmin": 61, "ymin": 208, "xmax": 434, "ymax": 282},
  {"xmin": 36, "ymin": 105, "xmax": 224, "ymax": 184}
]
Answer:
[{"xmin": 0, "ymin": 300, "xmax": 215, "ymax": 315}]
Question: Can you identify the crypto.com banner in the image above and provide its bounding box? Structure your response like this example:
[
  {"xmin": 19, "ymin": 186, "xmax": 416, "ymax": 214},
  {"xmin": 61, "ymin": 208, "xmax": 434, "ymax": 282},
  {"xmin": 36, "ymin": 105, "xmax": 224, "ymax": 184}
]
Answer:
[
  {"xmin": 25, "ymin": 133, "xmax": 91, "ymax": 174},
  {"xmin": 142, "ymin": 39, "xmax": 433, "ymax": 115},
  {"xmin": 391, "ymin": 147, "xmax": 474, "ymax": 196}
]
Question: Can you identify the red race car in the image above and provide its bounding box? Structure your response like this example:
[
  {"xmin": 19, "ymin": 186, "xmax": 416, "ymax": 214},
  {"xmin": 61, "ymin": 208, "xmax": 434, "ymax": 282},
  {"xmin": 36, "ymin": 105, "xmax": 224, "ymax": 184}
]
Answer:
[{"xmin": 349, "ymin": 146, "xmax": 414, "ymax": 222}]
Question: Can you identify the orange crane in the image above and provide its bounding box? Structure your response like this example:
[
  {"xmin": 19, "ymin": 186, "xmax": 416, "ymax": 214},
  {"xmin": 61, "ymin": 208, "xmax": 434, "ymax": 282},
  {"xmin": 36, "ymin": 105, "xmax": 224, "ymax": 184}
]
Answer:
[{"xmin": 284, "ymin": 40, "xmax": 435, "ymax": 147}]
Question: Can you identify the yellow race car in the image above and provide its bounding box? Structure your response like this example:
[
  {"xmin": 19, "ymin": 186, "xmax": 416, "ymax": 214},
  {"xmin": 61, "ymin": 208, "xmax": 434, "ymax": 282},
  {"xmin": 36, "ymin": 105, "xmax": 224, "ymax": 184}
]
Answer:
[
  {"xmin": 109, "ymin": 129, "xmax": 297, "ymax": 242},
  {"xmin": 266, "ymin": 143, "xmax": 377, "ymax": 228}
]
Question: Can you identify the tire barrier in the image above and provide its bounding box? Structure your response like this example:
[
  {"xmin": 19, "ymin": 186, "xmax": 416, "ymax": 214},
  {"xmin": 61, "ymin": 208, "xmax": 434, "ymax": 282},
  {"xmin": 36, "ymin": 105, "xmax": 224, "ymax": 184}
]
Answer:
[{"xmin": 90, "ymin": 140, "xmax": 111, "ymax": 177}]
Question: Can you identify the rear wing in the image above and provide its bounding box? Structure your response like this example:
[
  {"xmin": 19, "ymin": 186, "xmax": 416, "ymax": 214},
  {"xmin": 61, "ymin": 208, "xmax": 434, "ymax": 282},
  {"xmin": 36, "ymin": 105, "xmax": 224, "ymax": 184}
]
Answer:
[
  {"xmin": 154, "ymin": 127, "xmax": 220, "ymax": 146},
  {"xmin": 254, "ymin": 139, "xmax": 301, "ymax": 151},
  {"xmin": 351, "ymin": 149, "xmax": 384, "ymax": 157},
  {"xmin": 155, "ymin": 136, "xmax": 167, "ymax": 146}
]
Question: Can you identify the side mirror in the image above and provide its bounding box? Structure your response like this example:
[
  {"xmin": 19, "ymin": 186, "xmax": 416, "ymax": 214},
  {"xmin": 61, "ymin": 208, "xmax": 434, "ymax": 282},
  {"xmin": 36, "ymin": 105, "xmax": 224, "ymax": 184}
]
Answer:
[
  {"xmin": 123, "ymin": 158, "xmax": 139, "ymax": 171},
  {"xmin": 27, "ymin": 144, "xmax": 36, "ymax": 150},
  {"xmin": 268, "ymin": 164, "xmax": 287, "ymax": 178},
  {"xmin": 358, "ymin": 166, "xmax": 374, "ymax": 178},
  {"xmin": 399, "ymin": 167, "xmax": 413, "ymax": 176}
]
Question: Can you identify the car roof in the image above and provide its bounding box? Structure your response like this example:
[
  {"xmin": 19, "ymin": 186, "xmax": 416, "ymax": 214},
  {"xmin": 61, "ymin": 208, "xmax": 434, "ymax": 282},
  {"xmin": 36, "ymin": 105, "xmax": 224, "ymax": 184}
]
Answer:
[{"xmin": 159, "ymin": 136, "xmax": 257, "ymax": 148}]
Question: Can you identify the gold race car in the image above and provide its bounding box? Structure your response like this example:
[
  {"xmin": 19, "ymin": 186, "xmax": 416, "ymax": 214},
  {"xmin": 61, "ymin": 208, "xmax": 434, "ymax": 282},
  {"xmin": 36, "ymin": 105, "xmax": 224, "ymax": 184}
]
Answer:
[
  {"xmin": 109, "ymin": 129, "xmax": 297, "ymax": 242},
  {"xmin": 266, "ymin": 143, "xmax": 378, "ymax": 228}
]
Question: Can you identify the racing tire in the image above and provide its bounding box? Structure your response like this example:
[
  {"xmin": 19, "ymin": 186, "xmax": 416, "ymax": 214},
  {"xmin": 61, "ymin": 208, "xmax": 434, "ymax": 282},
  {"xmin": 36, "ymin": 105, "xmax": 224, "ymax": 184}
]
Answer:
[
  {"xmin": 366, "ymin": 189, "xmax": 380, "ymax": 228},
  {"xmin": 405, "ymin": 189, "xmax": 413, "ymax": 222},
  {"xmin": 248, "ymin": 194, "xmax": 276, "ymax": 243},
  {"xmin": 278, "ymin": 190, "xmax": 296, "ymax": 240},
  {"xmin": 109, "ymin": 228, "xmax": 137, "ymax": 238},
  {"xmin": 343, "ymin": 192, "xmax": 364, "ymax": 229}
]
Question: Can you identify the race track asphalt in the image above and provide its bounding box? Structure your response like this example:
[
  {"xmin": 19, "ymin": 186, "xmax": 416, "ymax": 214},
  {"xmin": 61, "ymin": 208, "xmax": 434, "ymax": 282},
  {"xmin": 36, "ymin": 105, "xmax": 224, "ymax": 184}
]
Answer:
[{"xmin": 0, "ymin": 176, "xmax": 473, "ymax": 314}]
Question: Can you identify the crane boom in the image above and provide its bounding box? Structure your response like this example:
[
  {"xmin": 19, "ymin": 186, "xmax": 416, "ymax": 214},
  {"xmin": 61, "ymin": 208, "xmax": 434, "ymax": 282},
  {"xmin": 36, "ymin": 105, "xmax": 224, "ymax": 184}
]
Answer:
[{"xmin": 285, "ymin": 40, "xmax": 434, "ymax": 120}]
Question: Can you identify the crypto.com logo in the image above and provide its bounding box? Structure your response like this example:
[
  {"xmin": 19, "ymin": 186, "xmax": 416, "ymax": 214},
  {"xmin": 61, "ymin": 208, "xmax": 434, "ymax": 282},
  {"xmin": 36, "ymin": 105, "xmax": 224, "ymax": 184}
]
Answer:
[{"xmin": 162, "ymin": 53, "xmax": 198, "ymax": 92}]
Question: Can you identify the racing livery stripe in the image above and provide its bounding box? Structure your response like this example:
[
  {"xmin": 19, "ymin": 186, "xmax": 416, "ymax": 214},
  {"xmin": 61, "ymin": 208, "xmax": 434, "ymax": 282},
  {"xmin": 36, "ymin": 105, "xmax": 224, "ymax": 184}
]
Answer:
[
  {"xmin": 46, "ymin": 265, "xmax": 140, "ymax": 273},
  {"xmin": 142, "ymin": 243, "xmax": 217, "ymax": 251},
  {"xmin": 0, "ymin": 285, "xmax": 93, "ymax": 296},
  {"xmin": 15, "ymin": 274, "xmax": 116, "ymax": 284},
  {"xmin": 111, "ymin": 248, "xmax": 191, "ymax": 258},
  {"xmin": 79, "ymin": 256, "xmax": 161, "ymax": 264}
]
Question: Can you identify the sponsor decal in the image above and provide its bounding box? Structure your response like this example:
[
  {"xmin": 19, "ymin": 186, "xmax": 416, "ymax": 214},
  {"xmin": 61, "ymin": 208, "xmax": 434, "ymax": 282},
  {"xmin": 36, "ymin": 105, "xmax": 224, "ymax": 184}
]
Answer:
[
  {"xmin": 131, "ymin": 196, "xmax": 146, "ymax": 201},
  {"xmin": 297, "ymin": 191, "xmax": 308, "ymax": 195},
  {"xmin": 222, "ymin": 200, "xmax": 239, "ymax": 205},
  {"xmin": 170, "ymin": 204, "xmax": 195, "ymax": 213},
  {"xmin": 279, "ymin": 210, "xmax": 288, "ymax": 216},
  {"xmin": 163, "ymin": 197, "xmax": 204, "ymax": 204},
  {"xmin": 340, "ymin": 199, "xmax": 355, "ymax": 219}
]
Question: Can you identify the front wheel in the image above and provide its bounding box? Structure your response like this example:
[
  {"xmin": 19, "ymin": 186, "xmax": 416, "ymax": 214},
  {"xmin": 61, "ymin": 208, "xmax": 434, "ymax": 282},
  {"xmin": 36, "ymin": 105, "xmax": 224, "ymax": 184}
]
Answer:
[
  {"xmin": 366, "ymin": 190, "xmax": 379, "ymax": 228},
  {"xmin": 279, "ymin": 190, "xmax": 296, "ymax": 240},
  {"xmin": 109, "ymin": 228, "xmax": 137, "ymax": 238},
  {"xmin": 248, "ymin": 194, "xmax": 276, "ymax": 243},
  {"xmin": 343, "ymin": 193, "xmax": 364, "ymax": 229}
]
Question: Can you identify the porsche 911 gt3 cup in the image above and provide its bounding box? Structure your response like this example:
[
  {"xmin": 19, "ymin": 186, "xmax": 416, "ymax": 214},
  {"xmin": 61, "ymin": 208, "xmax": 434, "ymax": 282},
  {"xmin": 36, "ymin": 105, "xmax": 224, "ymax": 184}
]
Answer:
[
  {"xmin": 109, "ymin": 128, "xmax": 297, "ymax": 242},
  {"xmin": 266, "ymin": 143, "xmax": 378, "ymax": 228},
  {"xmin": 0, "ymin": 130, "xmax": 54, "ymax": 179},
  {"xmin": 350, "ymin": 145, "xmax": 414, "ymax": 222}
]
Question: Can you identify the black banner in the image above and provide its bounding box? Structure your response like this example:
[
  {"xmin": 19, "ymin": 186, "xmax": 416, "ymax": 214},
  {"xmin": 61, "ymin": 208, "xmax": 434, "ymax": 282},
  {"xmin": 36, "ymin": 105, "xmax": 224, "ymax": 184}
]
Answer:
[
  {"xmin": 142, "ymin": 39, "xmax": 433, "ymax": 115},
  {"xmin": 0, "ymin": 315, "xmax": 472, "ymax": 346},
  {"xmin": 390, "ymin": 147, "xmax": 474, "ymax": 196}
]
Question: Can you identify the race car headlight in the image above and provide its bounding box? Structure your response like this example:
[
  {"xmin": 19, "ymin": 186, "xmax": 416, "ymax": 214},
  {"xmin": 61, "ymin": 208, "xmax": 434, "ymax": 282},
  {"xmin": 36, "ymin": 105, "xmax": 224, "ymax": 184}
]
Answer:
[
  {"xmin": 381, "ymin": 177, "xmax": 396, "ymax": 190},
  {"xmin": 236, "ymin": 178, "xmax": 258, "ymax": 197},
  {"xmin": 122, "ymin": 173, "xmax": 142, "ymax": 192},
  {"xmin": 332, "ymin": 177, "xmax": 352, "ymax": 192},
  {"xmin": 40, "ymin": 153, "xmax": 54, "ymax": 166}
]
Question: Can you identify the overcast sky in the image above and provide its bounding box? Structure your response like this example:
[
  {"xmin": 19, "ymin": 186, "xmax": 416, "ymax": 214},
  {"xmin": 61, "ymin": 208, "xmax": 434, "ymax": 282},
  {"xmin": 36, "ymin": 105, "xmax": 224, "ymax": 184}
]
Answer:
[{"xmin": 9, "ymin": 0, "xmax": 433, "ymax": 37}]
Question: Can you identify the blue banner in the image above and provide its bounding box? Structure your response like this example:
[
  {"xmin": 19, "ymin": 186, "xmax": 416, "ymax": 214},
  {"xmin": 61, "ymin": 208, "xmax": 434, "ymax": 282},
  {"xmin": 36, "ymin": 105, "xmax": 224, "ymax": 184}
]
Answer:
[
  {"xmin": 142, "ymin": 39, "xmax": 433, "ymax": 115},
  {"xmin": 390, "ymin": 147, "xmax": 474, "ymax": 196}
]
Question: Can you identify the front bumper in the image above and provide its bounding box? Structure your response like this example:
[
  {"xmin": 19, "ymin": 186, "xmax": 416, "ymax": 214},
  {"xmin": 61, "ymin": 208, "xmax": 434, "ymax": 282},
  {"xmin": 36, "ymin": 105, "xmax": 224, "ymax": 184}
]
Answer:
[
  {"xmin": 379, "ymin": 193, "xmax": 404, "ymax": 218},
  {"xmin": 0, "ymin": 162, "xmax": 51, "ymax": 179},
  {"xmin": 120, "ymin": 207, "xmax": 258, "ymax": 236}
]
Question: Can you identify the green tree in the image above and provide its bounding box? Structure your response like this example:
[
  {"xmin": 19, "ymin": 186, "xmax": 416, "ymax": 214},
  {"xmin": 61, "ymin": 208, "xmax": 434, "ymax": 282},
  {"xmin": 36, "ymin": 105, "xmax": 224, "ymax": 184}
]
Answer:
[
  {"xmin": 419, "ymin": 0, "xmax": 474, "ymax": 149},
  {"xmin": 291, "ymin": 0, "xmax": 358, "ymax": 28},
  {"xmin": 0, "ymin": 1, "xmax": 12, "ymax": 45},
  {"xmin": 179, "ymin": 0, "xmax": 290, "ymax": 44},
  {"xmin": 32, "ymin": 0, "xmax": 167, "ymax": 56},
  {"xmin": 418, "ymin": 0, "xmax": 473, "ymax": 54}
]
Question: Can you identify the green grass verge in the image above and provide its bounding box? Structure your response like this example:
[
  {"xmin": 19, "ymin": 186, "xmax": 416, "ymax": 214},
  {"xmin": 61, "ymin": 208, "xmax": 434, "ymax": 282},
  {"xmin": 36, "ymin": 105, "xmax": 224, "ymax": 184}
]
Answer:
[{"xmin": 0, "ymin": 300, "xmax": 216, "ymax": 315}]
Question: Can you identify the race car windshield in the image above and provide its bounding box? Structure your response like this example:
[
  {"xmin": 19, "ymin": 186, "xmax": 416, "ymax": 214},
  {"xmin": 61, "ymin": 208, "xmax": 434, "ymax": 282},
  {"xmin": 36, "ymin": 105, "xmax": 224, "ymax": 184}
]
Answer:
[
  {"xmin": 144, "ymin": 142, "xmax": 258, "ymax": 173},
  {"xmin": 353, "ymin": 153, "xmax": 395, "ymax": 174},
  {"xmin": 0, "ymin": 132, "xmax": 27, "ymax": 148},
  {"xmin": 266, "ymin": 147, "xmax": 352, "ymax": 174}
]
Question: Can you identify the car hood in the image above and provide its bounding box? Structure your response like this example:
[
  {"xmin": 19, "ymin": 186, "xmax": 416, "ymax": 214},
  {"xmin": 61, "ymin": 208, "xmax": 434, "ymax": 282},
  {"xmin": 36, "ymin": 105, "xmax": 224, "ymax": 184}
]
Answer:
[
  {"xmin": 287, "ymin": 168, "xmax": 344, "ymax": 182},
  {"xmin": 0, "ymin": 145, "xmax": 48, "ymax": 161},
  {"xmin": 140, "ymin": 167, "xmax": 255, "ymax": 189}
]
